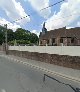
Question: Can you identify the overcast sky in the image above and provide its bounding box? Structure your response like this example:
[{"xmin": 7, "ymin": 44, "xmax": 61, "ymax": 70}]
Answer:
[{"xmin": 0, "ymin": 0, "xmax": 80, "ymax": 36}]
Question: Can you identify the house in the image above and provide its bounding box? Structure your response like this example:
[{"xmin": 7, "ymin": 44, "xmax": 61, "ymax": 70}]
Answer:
[{"xmin": 39, "ymin": 24, "xmax": 80, "ymax": 46}]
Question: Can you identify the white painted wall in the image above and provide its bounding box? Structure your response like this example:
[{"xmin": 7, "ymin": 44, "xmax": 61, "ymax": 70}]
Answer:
[{"xmin": 9, "ymin": 46, "xmax": 80, "ymax": 56}]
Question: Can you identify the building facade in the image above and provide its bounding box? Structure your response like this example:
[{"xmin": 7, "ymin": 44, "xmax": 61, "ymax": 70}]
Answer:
[{"xmin": 39, "ymin": 25, "xmax": 80, "ymax": 46}]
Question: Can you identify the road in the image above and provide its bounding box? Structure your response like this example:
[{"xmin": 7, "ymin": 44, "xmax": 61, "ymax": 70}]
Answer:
[{"xmin": 0, "ymin": 55, "xmax": 80, "ymax": 92}]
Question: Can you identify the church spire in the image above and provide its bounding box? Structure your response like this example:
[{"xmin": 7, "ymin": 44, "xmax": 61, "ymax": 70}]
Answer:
[
  {"xmin": 42, "ymin": 22, "xmax": 47, "ymax": 35},
  {"xmin": 39, "ymin": 22, "xmax": 47, "ymax": 37},
  {"xmin": 43, "ymin": 22, "xmax": 45, "ymax": 28}
]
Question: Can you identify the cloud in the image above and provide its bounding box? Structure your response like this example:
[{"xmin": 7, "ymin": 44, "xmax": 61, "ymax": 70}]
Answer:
[
  {"xmin": 45, "ymin": 0, "xmax": 80, "ymax": 30},
  {"xmin": 66, "ymin": 26, "xmax": 74, "ymax": 29},
  {"xmin": 0, "ymin": 0, "xmax": 30, "ymax": 25},
  {"xmin": 27, "ymin": 0, "xmax": 51, "ymax": 19},
  {"xmin": 32, "ymin": 30, "xmax": 40, "ymax": 37},
  {"xmin": 24, "ymin": 0, "xmax": 27, "ymax": 2},
  {"xmin": 77, "ymin": 22, "xmax": 80, "ymax": 26},
  {"xmin": 0, "ymin": 17, "xmax": 21, "ymax": 31}
]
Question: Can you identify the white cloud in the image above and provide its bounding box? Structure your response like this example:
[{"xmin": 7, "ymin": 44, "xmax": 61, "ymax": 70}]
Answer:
[
  {"xmin": 77, "ymin": 22, "xmax": 80, "ymax": 26},
  {"xmin": 27, "ymin": 0, "xmax": 51, "ymax": 19},
  {"xmin": 46, "ymin": 0, "xmax": 80, "ymax": 30},
  {"xmin": 32, "ymin": 30, "xmax": 40, "ymax": 37},
  {"xmin": 0, "ymin": 0, "xmax": 30, "ymax": 25},
  {"xmin": 66, "ymin": 26, "xmax": 74, "ymax": 29},
  {"xmin": 24, "ymin": 0, "xmax": 27, "ymax": 2},
  {"xmin": 0, "ymin": 17, "xmax": 21, "ymax": 31}
]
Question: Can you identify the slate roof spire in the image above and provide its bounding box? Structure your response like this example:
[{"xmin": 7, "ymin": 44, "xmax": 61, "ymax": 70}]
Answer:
[{"xmin": 42, "ymin": 22, "xmax": 47, "ymax": 35}]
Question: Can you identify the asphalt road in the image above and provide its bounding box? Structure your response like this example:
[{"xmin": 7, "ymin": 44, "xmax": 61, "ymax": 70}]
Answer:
[{"xmin": 0, "ymin": 55, "xmax": 79, "ymax": 92}]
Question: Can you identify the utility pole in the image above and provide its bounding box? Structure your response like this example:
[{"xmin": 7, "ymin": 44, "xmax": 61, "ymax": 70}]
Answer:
[{"xmin": 4, "ymin": 24, "xmax": 8, "ymax": 54}]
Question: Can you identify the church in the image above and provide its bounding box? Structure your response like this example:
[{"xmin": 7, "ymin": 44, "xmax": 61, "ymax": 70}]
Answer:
[{"xmin": 39, "ymin": 22, "xmax": 80, "ymax": 46}]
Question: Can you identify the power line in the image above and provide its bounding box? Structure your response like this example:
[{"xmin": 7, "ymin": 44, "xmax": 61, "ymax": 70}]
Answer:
[
  {"xmin": 45, "ymin": 12, "xmax": 80, "ymax": 24},
  {"xmin": 0, "ymin": 0, "xmax": 79, "ymax": 30},
  {"xmin": 0, "ymin": 11, "xmax": 79, "ymax": 28},
  {"xmin": 40, "ymin": 0, "xmax": 65, "ymax": 11},
  {"xmin": 28, "ymin": 12, "xmax": 80, "ymax": 27},
  {"xmin": 0, "ymin": 0, "xmax": 65, "ymax": 25}
]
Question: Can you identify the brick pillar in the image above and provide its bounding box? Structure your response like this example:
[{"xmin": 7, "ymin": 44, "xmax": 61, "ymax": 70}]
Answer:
[
  {"xmin": 56, "ymin": 37, "xmax": 60, "ymax": 46},
  {"xmin": 49, "ymin": 39, "xmax": 52, "ymax": 46}
]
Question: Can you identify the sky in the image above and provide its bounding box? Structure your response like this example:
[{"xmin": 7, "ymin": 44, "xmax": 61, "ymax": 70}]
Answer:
[{"xmin": 0, "ymin": 0, "xmax": 80, "ymax": 36}]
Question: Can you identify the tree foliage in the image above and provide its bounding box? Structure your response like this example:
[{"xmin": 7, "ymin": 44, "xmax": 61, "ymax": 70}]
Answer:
[{"xmin": 0, "ymin": 26, "xmax": 39, "ymax": 45}]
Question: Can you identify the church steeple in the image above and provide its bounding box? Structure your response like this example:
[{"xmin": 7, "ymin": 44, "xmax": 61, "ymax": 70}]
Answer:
[
  {"xmin": 42, "ymin": 22, "xmax": 47, "ymax": 35},
  {"xmin": 43, "ymin": 22, "xmax": 45, "ymax": 28},
  {"xmin": 39, "ymin": 22, "xmax": 47, "ymax": 37}
]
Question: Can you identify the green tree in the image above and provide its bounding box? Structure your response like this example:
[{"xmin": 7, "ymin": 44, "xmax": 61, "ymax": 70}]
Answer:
[
  {"xmin": 0, "ymin": 26, "xmax": 5, "ymax": 45},
  {"xmin": 0, "ymin": 30, "xmax": 5, "ymax": 45},
  {"xmin": 0, "ymin": 26, "xmax": 15, "ymax": 45},
  {"xmin": 7, "ymin": 29, "xmax": 15, "ymax": 42},
  {"xmin": 14, "ymin": 28, "xmax": 39, "ymax": 45},
  {"xmin": 0, "ymin": 26, "xmax": 39, "ymax": 45},
  {"xmin": 15, "ymin": 28, "xmax": 30, "ymax": 40},
  {"xmin": 30, "ymin": 33, "xmax": 39, "ymax": 44}
]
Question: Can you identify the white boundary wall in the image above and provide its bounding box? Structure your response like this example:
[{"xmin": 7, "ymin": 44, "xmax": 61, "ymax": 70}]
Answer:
[{"xmin": 9, "ymin": 46, "xmax": 80, "ymax": 56}]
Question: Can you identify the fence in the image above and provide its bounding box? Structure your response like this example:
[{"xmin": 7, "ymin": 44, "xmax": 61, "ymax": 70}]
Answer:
[
  {"xmin": 9, "ymin": 46, "xmax": 80, "ymax": 56},
  {"xmin": 0, "ymin": 45, "xmax": 5, "ymax": 51}
]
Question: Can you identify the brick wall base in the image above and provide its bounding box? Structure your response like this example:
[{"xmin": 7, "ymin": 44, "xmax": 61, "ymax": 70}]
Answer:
[{"xmin": 8, "ymin": 50, "xmax": 80, "ymax": 70}]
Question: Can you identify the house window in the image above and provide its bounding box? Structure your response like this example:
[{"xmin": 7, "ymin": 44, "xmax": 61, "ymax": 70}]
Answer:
[
  {"xmin": 71, "ymin": 38, "xmax": 74, "ymax": 43},
  {"xmin": 47, "ymin": 40, "xmax": 49, "ymax": 44},
  {"xmin": 40, "ymin": 41, "xmax": 42, "ymax": 44},
  {"xmin": 60, "ymin": 38, "xmax": 63, "ymax": 43},
  {"xmin": 52, "ymin": 38, "xmax": 55, "ymax": 43}
]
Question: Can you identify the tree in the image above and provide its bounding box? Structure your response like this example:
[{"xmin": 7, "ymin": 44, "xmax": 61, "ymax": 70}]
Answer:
[
  {"xmin": 0, "ymin": 26, "xmax": 5, "ymax": 45},
  {"xmin": 14, "ymin": 28, "xmax": 39, "ymax": 45},
  {"xmin": 0, "ymin": 26, "xmax": 15, "ymax": 45},
  {"xmin": 0, "ymin": 26, "xmax": 39, "ymax": 45},
  {"xmin": 15, "ymin": 28, "xmax": 30, "ymax": 40},
  {"xmin": 30, "ymin": 33, "xmax": 39, "ymax": 44},
  {"xmin": 0, "ymin": 30, "xmax": 5, "ymax": 45},
  {"xmin": 7, "ymin": 29, "xmax": 15, "ymax": 42}
]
